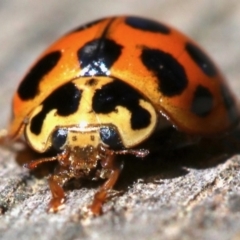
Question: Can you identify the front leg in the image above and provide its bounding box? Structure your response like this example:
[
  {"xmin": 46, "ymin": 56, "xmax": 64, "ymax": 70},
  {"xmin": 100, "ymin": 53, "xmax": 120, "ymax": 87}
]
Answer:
[
  {"xmin": 25, "ymin": 150, "xmax": 72, "ymax": 212},
  {"xmin": 48, "ymin": 171, "xmax": 70, "ymax": 212},
  {"xmin": 89, "ymin": 146, "xmax": 123, "ymax": 215}
]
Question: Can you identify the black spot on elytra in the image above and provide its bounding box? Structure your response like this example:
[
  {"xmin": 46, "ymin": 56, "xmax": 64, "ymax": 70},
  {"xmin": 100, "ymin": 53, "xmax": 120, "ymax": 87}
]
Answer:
[
  {"xmin": 18, "ymin": 51, "xmax": 61, "ymax": 100},
  {"xmin": 186, "ymin": 42, "xmax": 217, "ymax": 77},
  {"xmin": 30, "ymin": 82, "xmax": 81, "ymax": 135},
  {"xmin": 221, "ymin": 86, "xmax": 239, "ymax": 124},
  {"xmin": 78, "ymin": 38, "xmax": 122, "ymax": 76},
  {"xmin": 191, "ymin": 85, "xmax": 214, "ymax": 117},
  {"xmin": 92, "ymin": 79, "xmax": 151, "ymax": 130},
  {"xmin": 125, "ymin": 16, "xmax": 170, "ymax": 34},
  {"xmin": 141, "ymin": 48, "xmax": 188, "ymax": 96}
]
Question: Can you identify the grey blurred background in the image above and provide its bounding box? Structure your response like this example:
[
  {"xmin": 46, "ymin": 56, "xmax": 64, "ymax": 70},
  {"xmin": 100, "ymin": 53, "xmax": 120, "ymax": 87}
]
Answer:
[{"xmin": 0, "ymin": 1, "xmax": 240, "ymax": 240}]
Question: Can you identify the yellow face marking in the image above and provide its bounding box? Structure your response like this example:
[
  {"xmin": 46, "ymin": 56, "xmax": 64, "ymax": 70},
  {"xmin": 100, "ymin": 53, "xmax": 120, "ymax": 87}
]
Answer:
[{"xmin": 25, "ymin": 77, "xmax": 158, "ymax": 153}]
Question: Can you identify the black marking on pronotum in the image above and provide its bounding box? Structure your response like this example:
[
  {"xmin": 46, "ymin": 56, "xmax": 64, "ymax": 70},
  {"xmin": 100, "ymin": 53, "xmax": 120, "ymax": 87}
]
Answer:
[
  {"xmin": 85, "ymin": 78, "xmax": 98, "ymax": 86},
  {"xmin": 18, "ymin": 51, "xmax": 62, "ymax": 100},
  {"xmin": 125, "ymin": 16, "xmax": 170, "ymax": 34},
  {"xmin": 141, "ymin": 48, "xmax": 188, "ymax": 96},
  {"xmin": 92, "ymin": 79, "xmax": 151, "ymax": 130},
  {"xmin": 186, "ymin": 42, "xmax": 217, "ymax": 77},
  {"xmin": 191, "ymin": 85, "xmax": 214, "ymax": 117},
  {"xmin": 30, "ymin": 82, "xmax": 81, "ymax": 135},
  {"xmin": 78, "ymin": 38, "xmax": 122, "ymax": 76},
  {"xmin": 220, "ymin": 85, "xmax": 239, "ymax": 124}
]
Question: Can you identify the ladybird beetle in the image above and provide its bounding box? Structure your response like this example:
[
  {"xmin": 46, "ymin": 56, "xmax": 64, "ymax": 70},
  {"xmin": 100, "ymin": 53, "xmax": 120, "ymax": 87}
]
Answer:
[{"xmin": 4, "ymin": 16, "xmax": 240, "ymax": 215}]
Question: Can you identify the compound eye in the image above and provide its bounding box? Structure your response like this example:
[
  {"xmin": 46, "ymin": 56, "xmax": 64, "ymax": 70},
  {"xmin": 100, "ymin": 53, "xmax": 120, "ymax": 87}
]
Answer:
[
  {"xmin": 51, "ymin": 128, "xmax": 68, "ymax": 151},
  {"xmin": 99, "ymin": 126, "xmax": 123, "ymax": 150}
]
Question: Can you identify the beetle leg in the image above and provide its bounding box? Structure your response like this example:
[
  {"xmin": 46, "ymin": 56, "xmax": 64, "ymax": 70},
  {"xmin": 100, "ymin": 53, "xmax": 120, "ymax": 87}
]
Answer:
[
  {"xmin": 89, "ymin": 148, "xmax": 123, "ymax": 215},
  {"xmin": 115, "ymin": 148, "xmax": 149, "ymax": 158},
  {"xmin": 24, "ymin": 156, "xmax": 58, "ymax": 169},
  {"xmin": 24, "ymin": 150, "xmax": 69, "ymax": 169},
  {"xmin": 23, "ymin": 150, "xmax": 71, "ymax": 212},
  {"xmin": 47, "ymin": 150, "xmax": 72, "ymax": 212},
  {"xmin": 48, "ymin": 169, "xmax": 71, "ymax": 213}
]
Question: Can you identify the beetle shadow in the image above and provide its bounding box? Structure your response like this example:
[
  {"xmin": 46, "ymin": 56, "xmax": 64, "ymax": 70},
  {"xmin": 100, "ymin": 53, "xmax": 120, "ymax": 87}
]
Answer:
[
  {"xmin": 14, "ymin": 127, "xmax": 240, "ymax": 192},
  {"xmin": 115, "ymin": 127, "xmax": 240, "ymax": 191}
]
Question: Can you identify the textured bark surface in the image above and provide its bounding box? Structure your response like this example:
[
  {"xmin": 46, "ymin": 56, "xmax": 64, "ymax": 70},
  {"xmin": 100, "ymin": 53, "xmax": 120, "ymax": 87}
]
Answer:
[{"xmin": 1, "ymin": 1, "xmax": 240, "ymax": 239}]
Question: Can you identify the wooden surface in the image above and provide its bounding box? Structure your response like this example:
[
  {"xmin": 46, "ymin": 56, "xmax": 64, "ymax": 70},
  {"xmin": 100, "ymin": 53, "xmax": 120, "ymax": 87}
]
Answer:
[{"xmin": 1, "ymin": 1, "xmax": 240, "ymax": 239}]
